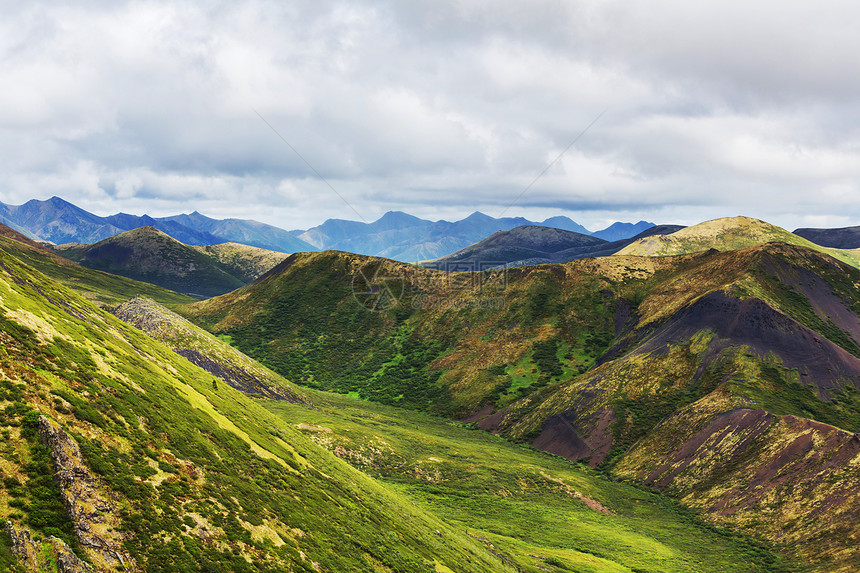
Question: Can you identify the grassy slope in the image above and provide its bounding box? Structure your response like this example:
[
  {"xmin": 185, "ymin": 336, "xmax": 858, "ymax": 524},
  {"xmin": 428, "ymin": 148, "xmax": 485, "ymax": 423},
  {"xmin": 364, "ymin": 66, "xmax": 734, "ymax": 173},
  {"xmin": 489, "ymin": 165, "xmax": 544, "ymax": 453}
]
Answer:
[
  {"xmin": 491, "ymin": 243, "xmax": 860, "ymax": 451},
  {"xmin": 55, "ymin": 227, "xmax": 246, "ymax": 298},
  {"xmin": 181, "ymin": 251, "xmax": 658, "ymax": 415},
  {"xmin": 190, "ymin": 243, "xmax": 290, "ymax": 283},
  {"xmin": 265, "ymin": 393, "xmax": 793, "ymax": 573},
  {"xmin": 180, "ymin": 243, "xmax": 860, "ymax": 571},
  {"xmin": 0, "ymin": 245, "xmax": 791, "ymax": 572},
  {"xmin": 110, "ymin": 292, "xmax": 796, "ymax": 572},
  {"xmin": 0, "ymin": 248, "xmax": 515, "ymax": 572},
  {"xmin": 617, "ymin": 216, "xmax": 860, "ymax": 268},
  {"xmin": 613, "ymin": 389, "xmax": 860, "ymax": 572},
  {"xmin": 0, "ymin": 233, "xmax": 194, "ymax": 308},
  {"xmin": 485, "ymin": 244, "xmax": 860, "ymax": 571},
  {"xmin": 114, "ymin": 296, "xmax": 307, "ymax": 403}
]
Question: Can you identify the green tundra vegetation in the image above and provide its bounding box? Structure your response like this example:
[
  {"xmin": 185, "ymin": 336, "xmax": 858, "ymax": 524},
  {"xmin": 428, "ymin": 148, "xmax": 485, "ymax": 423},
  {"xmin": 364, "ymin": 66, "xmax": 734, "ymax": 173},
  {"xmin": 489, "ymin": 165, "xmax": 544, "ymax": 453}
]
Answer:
[
  {"xmin": 2, "ymin": 216, "xmax": 860, "ymax": 571},
  {"xmin": 180, "ymin": 217, "xmax": 860, "ymax": 572},
  {"xmin": 616, "ymin": 216, "xmax": 860, "ymax": 268},
  {"xmin": 0, "ymin": 234, "xmax": 805, "ymax": 572},
  {"xmin": 0, "ymin": 230, "xmax": 194, "ymax": 308},
  {"xmin": 53, "ymin": 227, "xmax": 248, "ymax": 299},
  {"xmin": 264, "ymin": 392, "xmax": 798, "ymax": 573},
  {"xmin": 0, "ymin": 245, "xmax": 514, "ymax": 572}
]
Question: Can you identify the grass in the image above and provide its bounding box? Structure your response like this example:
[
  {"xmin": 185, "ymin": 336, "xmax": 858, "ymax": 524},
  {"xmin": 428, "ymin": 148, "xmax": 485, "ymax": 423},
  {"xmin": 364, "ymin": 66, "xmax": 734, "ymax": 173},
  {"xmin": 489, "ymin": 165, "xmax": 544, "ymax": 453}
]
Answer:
[
  {"xmin": 190, "ymin": 243, "xmax": 288, "ymax": 283},
  {"xmin": 0, "ymin": 532, "xmax": 24, "ymax": 572},
  {"xmin": 0, "ymin": 236, "xmax": 194, "ymax": 309},
  {"xmin": 55, "ymin": 227, "xmax": 246, "ymax": 298},
  {"xmin": 0, "ymin": 246, "xmax": 514, "ymax": 572},
  {"xmin": 181, "ymin": 251, "xmax": 620, "ymax": 417},
  {"xmin": 264, "ymin": 392, "xmax": 798, "ymax": 573},
  {"xmin": 617, "ymin": 216, "xmax": 860, "ymax": 269},
  {"xmin": 0, "ymin": 230, "xmax": 854, "ymax": 571}
]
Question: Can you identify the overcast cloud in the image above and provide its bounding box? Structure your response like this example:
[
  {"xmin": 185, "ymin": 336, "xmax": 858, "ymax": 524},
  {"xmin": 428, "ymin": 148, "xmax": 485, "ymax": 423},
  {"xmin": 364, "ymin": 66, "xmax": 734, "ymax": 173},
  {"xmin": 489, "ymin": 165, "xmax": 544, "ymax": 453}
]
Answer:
[{"xmin": 1, "ymin": 0, "xmax": 859, "ymax": 231}]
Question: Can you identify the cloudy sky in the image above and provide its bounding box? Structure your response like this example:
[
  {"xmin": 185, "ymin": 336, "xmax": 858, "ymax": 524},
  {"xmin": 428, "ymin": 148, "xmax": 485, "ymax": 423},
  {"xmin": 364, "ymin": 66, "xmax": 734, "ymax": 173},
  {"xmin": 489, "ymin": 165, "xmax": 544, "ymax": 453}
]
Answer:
[{"xmin": 2, "ymin": 0, "xmax": 859, "ymax": 232}]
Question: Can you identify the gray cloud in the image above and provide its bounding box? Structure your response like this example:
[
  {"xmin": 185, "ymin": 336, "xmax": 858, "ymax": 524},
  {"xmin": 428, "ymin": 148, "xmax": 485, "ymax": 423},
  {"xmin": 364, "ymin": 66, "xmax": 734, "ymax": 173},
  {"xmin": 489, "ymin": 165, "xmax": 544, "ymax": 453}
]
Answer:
[{"xmin": 1, "ymin": 0, "xmax": 859, "ymax": 232}]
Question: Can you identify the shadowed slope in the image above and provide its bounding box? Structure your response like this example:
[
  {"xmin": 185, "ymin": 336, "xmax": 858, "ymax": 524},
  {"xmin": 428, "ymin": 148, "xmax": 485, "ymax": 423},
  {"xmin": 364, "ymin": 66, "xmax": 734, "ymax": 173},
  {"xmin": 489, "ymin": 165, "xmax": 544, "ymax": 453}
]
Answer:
[
  {"xmin": 795, "ymin": 225, "xmax": 860, "ymax": 249},
  {"xmin": 426, "ymin": 224, "xmax": 685, "ymax": 268},
  {"xmin": 55, "ymin": 227, "xmax": 246, "ymax": 298},
  {"xmin": 114, "ymin": 296, "xmax": 306, "ymax": 403}
]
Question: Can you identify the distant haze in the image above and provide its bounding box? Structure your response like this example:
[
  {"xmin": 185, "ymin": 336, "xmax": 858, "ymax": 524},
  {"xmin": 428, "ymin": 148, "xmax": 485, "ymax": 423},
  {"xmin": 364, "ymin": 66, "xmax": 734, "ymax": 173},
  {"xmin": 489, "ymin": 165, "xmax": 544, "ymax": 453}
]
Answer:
[{"xmin": 1, "ymin": 1, "xmax": 859, "ymax": 231}]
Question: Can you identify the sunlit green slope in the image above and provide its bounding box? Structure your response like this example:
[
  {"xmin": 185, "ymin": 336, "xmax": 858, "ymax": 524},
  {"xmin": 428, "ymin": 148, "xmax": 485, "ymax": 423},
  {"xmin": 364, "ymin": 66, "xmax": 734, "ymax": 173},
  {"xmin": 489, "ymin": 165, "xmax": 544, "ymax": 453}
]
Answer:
[
  {"xmin": 0, "ymin": 224, "xmax": 194, "ymax": 308},
  {"xmin": 0, "ymin": 245, "xmax": 514, "ymax": 572},
  {"xmin": 617, "ymin": 216, "xmax": 860, "ymax": 268},
  {"xmin": 264, "ymin": 392, "xmax": 794, "ymax": 573}
]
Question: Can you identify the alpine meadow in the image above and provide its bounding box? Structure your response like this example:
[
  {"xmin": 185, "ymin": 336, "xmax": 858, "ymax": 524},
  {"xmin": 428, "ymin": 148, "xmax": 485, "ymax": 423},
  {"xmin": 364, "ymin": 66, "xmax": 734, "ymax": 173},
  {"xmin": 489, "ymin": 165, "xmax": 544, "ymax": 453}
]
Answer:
[
  {"xmin": 4, "ymin": 1, "xmax": 860, "ymax": 571},
  {"xmin": 0, "ymin": 209, "xmax": 858, "ymax": 572}
]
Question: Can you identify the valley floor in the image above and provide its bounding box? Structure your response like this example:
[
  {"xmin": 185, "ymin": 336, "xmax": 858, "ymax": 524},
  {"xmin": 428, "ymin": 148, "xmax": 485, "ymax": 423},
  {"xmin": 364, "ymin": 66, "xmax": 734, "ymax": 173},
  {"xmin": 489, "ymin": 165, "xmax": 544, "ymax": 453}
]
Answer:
[{"xmin": 265, "ymin": 392, "xmax": 798, "ymax": 573}]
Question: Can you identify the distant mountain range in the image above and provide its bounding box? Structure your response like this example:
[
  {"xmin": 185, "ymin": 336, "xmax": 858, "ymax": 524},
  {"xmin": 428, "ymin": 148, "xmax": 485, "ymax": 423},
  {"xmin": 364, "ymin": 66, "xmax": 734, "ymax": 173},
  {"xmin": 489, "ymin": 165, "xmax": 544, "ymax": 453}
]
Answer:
[
  {"xmin": 0, "ymin": 196, "xmax": 315, "ymax": 252},
  {"xmin": 297, "ymin": 211, "xmax": 657, "ymax": 261},
  {"xmin": 0, "ymin": 196, "xmax": 661, "ymax": 261}
]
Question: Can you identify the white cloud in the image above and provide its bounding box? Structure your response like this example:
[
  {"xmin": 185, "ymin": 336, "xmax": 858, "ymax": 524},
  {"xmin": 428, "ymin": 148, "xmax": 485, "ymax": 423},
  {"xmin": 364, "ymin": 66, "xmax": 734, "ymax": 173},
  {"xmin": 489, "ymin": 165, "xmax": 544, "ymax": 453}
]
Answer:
[{"xmin": 0, "ymin": 0, "xmax": 859, "ymax": 232}]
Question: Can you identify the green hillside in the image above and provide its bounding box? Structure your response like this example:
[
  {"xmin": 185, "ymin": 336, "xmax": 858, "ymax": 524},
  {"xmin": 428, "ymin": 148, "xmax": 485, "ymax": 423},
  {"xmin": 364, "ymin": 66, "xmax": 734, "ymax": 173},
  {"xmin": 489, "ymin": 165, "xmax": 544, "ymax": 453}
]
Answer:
[
  {"xmin": 180, "ymin": 238, "xmax": 860, "ymax": 571},
  {"xmin": 0, "ymin": 231, "xmax": 792, "ymax": 572},
  {"xmin": 265, "ymin": 392, "xmax": 793, "ymax": 573},
  {"xmin": 0, "ymin": 234, "xmax": 515, "ymax": 572},
  {"xmin": 190, "ymin": 243, "xmax": 290, "ymax": 283},
  {"xmin": 0, "ymin": 224, "xmax": 193, "ymax": 308},
  {"xmin": 54, "ymin": 227, "xmax": 246, "ymax": 298},
  {"xmin": 617, "ymin": 216, "xmax": 860, "ymax": 268},
  {"xmin": 114, "ymin": 296, "xmax": 306, "ymax": 403}
]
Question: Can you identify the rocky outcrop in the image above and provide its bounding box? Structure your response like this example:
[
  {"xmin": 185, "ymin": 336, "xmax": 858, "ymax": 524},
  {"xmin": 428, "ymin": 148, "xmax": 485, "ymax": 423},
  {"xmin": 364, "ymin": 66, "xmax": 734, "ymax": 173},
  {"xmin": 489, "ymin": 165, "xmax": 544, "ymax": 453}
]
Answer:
[
  {"xmin": 37, "ymin": 416, "xmax": 136, "ymax": 571},
  {"xmin": 52, "ymin": 536, "xmax": 94, "ymax": 573},
  {"xmin": 173, "ymin": 347, "xmax": 303, "ymax": 401},
  {"xmin": 5, "ymin": 521, "xmax": 93, "ymax": 572},
  {"xmin": 113, "ymin": 296, "xmax": 307, "ymax": 404},
  {"xmin": 5, "ymin": 521, "xmax": 40, "ymax": 568}
]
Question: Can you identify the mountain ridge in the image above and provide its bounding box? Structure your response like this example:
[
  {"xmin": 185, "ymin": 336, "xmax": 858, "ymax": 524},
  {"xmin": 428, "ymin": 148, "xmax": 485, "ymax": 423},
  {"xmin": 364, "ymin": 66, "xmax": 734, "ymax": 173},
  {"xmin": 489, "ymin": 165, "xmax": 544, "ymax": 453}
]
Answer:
[
  {"xmin": 619, "ymin": 215, "xmax": 860, "ymax": 268},
  {"xmin": 0, "ymin": 222, "xmax": 194, "ymax": 308},
  {"xmin": 2, "ymin": 197, "xmax": 665, "ymax": 263},
  {"xmin": 0, "ymin": 223, "xmax": 790, "ymax": 572},
  {"xmin": 178, "ymin": 228, "xmax": 860, "ymax": 570},
  {"xmin": 794, "ymin": 225, "xmax": 860, "ymax": 249},
  {"xmin": 425, "ymin": 224, "xmax": 685, "ymax": 268},
  {"xmin": 53, "ymin": 227, "xmax": 293, "ymax": 299},
  {"xmin": 0, "ymin": 197, "xmax": 316, "ymax": 253},
  {"xmin": 298, "ymin": 210, "xmax": 657, "ymax": 261},
  {"xmin": 54, "ymin": 226, "xmax": 248, "ymax": 298}
]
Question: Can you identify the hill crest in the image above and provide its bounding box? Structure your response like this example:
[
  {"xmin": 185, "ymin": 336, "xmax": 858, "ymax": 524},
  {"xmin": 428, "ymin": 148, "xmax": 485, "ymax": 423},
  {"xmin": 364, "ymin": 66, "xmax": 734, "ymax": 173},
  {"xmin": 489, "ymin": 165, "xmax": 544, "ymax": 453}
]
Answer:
[
  {"xmin": 54, "ymin": 226, "xmax": 246, "ymax": 298},
  {"xmin": 617, "ymin": 215, "xmax": 860, "ymax": 268}
]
